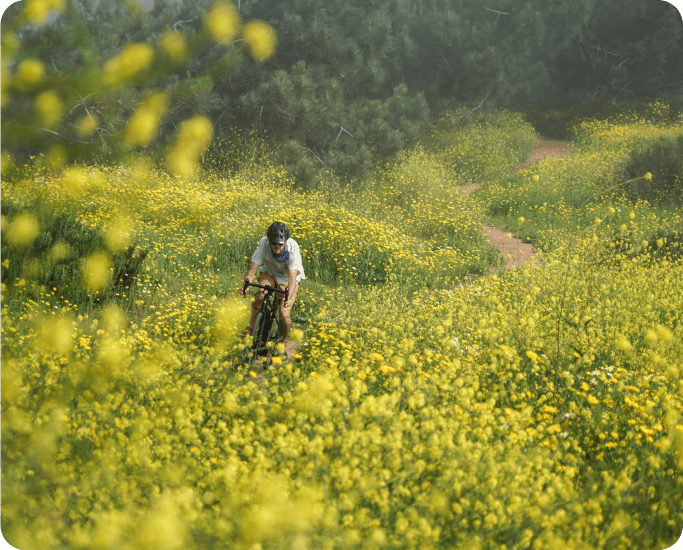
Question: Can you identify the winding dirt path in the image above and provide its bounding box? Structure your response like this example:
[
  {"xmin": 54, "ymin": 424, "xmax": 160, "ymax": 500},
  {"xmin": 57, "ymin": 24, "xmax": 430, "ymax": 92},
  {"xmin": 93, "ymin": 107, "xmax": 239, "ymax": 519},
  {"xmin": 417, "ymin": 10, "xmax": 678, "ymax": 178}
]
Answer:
[{"xmin": 462, "ymin": 140, "xmax": 573, "ymax": 270}]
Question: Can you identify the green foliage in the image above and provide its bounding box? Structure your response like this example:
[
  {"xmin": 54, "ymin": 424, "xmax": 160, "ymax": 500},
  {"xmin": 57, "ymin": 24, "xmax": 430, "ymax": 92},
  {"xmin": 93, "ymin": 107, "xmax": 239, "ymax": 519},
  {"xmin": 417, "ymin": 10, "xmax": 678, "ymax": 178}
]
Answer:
[
  {"xmin": 620, "ymin": 136, "xmax": 683, "ymax": 206},
  {"xmin": 4, "ymin": 0, "xmax": 682, "ymax": 186},
  {"xmin": 1, "ymin": 198, "xmax": 148, "ymax": 309},
  {"xmin": 528, "ymin": 96, "xmax": 683, "ymax": 141},
  {"xmin": 429, "ymin": 109, "xmax": 538, "ymax": 182},
  {"xmin": 571, "ymin": 0, "xmax": 683, "ymax": 100}
]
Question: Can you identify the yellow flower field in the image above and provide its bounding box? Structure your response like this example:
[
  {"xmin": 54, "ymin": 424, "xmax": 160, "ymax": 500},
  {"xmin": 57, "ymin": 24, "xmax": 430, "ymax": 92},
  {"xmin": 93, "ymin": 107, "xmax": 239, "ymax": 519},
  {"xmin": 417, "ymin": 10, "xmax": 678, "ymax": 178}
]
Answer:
[{"xmin": 2, "ymin": 108, "xmax": 682, "ymax": 549}]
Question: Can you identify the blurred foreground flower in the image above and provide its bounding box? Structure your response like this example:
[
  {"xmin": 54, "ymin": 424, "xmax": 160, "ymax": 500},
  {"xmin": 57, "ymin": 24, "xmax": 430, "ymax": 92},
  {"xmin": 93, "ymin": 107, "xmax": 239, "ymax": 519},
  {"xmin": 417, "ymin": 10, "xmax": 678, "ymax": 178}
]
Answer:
[
  {"xmin": 35, "ymin": 315, "xmax": 73, "ymax": 354},
  {"xmin": 35, "ymin": 90, "xmax": 62, "ymax": 127},
  {"xmin": 160, "ymin": 31, "xmax": 188, "ymax": 64},
  {"xmin": 5, "ymin": 213, "xmax": 40, "ymax": 247},
  {"xmin": 204, "ymin": 2, "xmax": 240, "ymax": 44},
  {"xmin": 82, "ymin": 252, "xmax": 112, "ymax": 292},
  {"xmin": 132, "ymin": 498, "xmax": 187, "ymax": 550},
  {"xmin": 23, "ymin": 0, "xmax": 64, "ymax": 24},
  {"xmin": 0, "ymin": 151, "xmax": 11, "ymax": 173},
  {"xmin": 104, "ymin": 218, "xmax": 134, "ymax": 252},
  {"xmin": 102, "ymin": 305, "xmax": 126, "ymax": 334},
  {"xmin": 104, "ymin": 43, "xmax": 154, "ymax": 85},
  {"xmin": 214, "ymin": 297, "xmax": 249, "ymax": 342},
  {"xmin": 16, "ymin": 59, "xmax": 44, "ymax": 86},
  {"xmin": 48, "ymin": 241, "xmax": 70, "ymax": 262},
  {"xmin": 616, "ymin": 335, "xmax": 632, "ymax": 352},
  {"xmin": 77, "ymin": 113, "xmax": 98, "ymax": 137},
  {"xmin": 243, "ymin": 21, "xmax": 277, "ymax": 61},
  {"xmin": 60, "ymin": 165, "xmax": 89, "ymax": 195},
  {"xmin": 167, "ymin": 116, "xmax": 213, "ymax": 179},
  {"xmin": 0, "ymin": 66, "xmax": 10, "ymax": 107},
  {"xmin": 47, "ymin": 144, "xmax": 67, "ymax": 167},
  {"xmin": 124, "ymin": 92, "xmax": 168, "ymax": 147}
]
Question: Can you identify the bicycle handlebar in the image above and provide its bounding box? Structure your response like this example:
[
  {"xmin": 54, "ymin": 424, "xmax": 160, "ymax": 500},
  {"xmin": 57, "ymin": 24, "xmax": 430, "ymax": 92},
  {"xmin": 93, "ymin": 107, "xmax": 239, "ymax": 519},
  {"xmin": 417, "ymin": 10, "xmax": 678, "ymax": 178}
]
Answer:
[{"xmin": 243, "ymin": 279, "xmax": 289, "ymax": 301}]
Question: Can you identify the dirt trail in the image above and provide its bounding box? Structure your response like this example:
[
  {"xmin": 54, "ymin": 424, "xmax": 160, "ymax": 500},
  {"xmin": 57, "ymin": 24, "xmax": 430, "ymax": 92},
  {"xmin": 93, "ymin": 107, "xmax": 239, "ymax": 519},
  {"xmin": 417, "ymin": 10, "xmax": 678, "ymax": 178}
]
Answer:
[{"xmin": 462, "ymin": 140, "xmax": 573, "ymax": 270}]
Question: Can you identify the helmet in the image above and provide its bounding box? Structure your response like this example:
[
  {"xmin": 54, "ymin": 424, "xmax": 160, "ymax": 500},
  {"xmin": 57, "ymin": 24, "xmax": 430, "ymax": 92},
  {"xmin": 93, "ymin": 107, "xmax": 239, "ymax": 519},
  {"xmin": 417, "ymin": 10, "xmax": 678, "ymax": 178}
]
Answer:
[{"xmin": 267, "ymin": 222, "xmax": 289, "ymax": 245}]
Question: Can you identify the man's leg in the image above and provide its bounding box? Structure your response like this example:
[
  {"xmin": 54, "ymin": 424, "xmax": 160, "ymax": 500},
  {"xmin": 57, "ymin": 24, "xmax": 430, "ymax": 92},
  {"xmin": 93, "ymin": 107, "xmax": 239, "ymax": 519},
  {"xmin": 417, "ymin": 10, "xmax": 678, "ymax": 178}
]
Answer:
[{"xmin": 278, "ymin": 281, "xmax": 297, "ymax": 340}]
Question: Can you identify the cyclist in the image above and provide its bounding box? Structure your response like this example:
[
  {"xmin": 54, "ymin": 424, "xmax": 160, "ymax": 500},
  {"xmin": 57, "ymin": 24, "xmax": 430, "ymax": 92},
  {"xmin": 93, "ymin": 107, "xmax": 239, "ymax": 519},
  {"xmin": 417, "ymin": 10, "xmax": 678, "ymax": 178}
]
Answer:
[{"xmin": 239, "ymin": 221, "xmax": 305, "ymax": 344}]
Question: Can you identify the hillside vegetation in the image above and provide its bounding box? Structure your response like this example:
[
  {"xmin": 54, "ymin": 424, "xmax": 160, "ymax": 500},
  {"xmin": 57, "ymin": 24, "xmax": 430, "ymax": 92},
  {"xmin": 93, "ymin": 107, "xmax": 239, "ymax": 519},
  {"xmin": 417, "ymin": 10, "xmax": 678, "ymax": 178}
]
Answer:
[{"xmin": 2, "ymin": 105, "xmax": 683, "ymax": 549}]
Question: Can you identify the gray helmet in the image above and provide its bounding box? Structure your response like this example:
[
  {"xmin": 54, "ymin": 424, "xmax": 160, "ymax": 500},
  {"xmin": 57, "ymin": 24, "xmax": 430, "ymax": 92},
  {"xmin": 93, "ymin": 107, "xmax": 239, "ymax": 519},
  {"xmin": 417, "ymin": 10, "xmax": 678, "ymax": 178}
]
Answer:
[{"xmin": 267, "ymin": 222, "xmax": 289, "ymax": 244}]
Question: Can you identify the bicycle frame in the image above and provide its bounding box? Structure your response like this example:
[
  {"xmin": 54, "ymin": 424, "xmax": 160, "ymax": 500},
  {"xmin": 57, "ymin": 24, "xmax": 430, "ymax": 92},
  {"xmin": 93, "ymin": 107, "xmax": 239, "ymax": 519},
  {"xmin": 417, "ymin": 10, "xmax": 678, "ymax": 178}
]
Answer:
[{"xmin": 242, "ymin": 279, "xmax": 288, "ymax": 359}]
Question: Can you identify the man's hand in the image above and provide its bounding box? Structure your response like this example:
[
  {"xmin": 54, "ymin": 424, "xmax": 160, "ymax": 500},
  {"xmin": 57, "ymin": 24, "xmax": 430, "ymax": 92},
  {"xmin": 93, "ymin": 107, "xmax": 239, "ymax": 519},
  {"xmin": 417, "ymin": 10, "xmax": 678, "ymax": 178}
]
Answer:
[
  {"xmin": 240, "ymin": 278, "xmax": 250, "ymax": 297},
  {"xmin": 241, "ymin": 263, "xmax": 259, "ymax": 297}
]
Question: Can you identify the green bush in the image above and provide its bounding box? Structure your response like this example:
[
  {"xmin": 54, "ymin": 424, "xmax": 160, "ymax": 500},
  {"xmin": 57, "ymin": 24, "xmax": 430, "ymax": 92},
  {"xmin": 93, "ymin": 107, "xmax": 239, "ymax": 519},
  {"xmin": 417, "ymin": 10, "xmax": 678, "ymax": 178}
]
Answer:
[
  {"xmin": 619, "ymin": 136, "xmax": 683, "ymax": 206},
  {"xmin": 1, "ymin": 200, "xmax": 148, "ymax": 308},
  {"xmin": 526, "ymin": 96, "xmax": 683, "ymax": 141}
]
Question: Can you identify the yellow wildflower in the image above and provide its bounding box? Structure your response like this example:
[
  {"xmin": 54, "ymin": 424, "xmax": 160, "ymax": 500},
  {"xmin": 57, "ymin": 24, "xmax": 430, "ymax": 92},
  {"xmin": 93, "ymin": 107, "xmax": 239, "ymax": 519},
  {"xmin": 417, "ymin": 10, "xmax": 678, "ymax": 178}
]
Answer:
[
  {"xmin": 5, "ymin": 213, "xmax": 40, "ymax": 247},
  {"xmin": 77, "ymin": 114, "xmax": 99, "ymax": 137},
  {"xmin": 23, "ymin": 0, "xmax": 51, "ymax": 23},
  {"xmin": 104, "ymin": 218, "xmax": 134, "ymax": 252},
  {"xmin": 616, "ymin": 336, "xmax": 632, "ymax": 351},
  {"xmin": 16, "ymin": 59, "xmax": 45, "ymax": 85},
  {"xmin": 124, "ymin": 92, "xmax": 168, "ymax": 147},
  {"xmin": 104, "ymin": 43, "xmax": 154, "ymax": 85},
  {"xmin": 35, "ymin": 91, "xmax": 63, "ymax": 127},
  {"xmin": 379, "ymin": 365, "xmax": 395, "ymax": 375},
  {"xmin": 161, "ymin": 31, "xmax": 188, "ymax": 63},
  {"xmin": 243, "ymin": 21, "xmax": 277, "ymax": 62},
  {"xmin": 60, "ymin": 166, "xmax": 89, "ymax": 195},
  {"xmin": 82, "ymin": 252, "xmax": 112, "ymax": 292},
  {"xmin": 204, "ymin": 2, "xmax": 240, "ymax": 44}
]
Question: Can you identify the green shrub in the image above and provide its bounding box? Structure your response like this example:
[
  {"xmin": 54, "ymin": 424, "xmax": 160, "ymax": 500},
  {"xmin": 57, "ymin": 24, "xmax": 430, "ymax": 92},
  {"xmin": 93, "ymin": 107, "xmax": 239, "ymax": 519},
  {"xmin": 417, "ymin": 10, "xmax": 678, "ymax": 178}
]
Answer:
[
  {"xmin": 527, "ymin": 97, "xmax": 683, "ymax": 141},
  {"xmin": 1, "ymin": 199, "xmax": 148, "ymax": 308},
  {"xmin": 619, "ymin": 135, "xmax": 683, "ymax": 206}
]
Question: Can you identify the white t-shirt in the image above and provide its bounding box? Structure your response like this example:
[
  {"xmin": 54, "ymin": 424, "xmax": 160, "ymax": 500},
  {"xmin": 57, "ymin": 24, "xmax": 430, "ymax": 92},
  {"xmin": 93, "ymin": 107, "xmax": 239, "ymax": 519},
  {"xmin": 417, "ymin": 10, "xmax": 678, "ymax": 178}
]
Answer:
[{"xmin": 250, "ymin": 237, "xmax": 306, "ymax": 285}]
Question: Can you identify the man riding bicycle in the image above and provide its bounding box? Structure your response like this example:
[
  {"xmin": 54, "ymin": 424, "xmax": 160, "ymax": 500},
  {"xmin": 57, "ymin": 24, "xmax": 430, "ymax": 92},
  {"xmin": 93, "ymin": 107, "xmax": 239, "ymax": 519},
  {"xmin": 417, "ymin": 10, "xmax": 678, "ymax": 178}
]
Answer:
[{"xmin": 239, "ymin": 221, "xmax": 305, "ymax": 344}]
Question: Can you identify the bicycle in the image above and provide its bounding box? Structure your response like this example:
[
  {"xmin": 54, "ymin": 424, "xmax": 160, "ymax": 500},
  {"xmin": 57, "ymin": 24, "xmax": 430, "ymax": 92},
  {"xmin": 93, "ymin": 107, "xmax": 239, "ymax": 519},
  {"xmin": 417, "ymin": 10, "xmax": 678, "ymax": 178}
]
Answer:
[{"xmin": 242, "ymin": 278, "xmax": 288, "ymax": 363}]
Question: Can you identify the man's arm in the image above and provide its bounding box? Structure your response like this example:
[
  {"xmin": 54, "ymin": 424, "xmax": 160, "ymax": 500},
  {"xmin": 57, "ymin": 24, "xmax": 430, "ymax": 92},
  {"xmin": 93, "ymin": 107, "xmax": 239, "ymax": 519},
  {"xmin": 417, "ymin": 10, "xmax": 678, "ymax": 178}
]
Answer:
[
  {"xmin": 285, "ymin": 269, "xmax": 298, "ymax": 308},
  {"xmin": 240, "ymin": 262, "xmax": 260, "ymax": 296}
]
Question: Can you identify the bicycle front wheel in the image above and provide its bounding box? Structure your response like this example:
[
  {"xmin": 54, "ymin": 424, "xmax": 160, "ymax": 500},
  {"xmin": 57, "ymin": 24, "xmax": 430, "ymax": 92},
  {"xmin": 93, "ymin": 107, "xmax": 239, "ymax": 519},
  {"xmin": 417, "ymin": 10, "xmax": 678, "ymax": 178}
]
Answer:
[
  {"xmin": 265, "ymin": 315, "xmax": 280, "ymax": 343},
  {"xmin": 251, "ymin": 312, "xmax": 266, "ymax": 354}
]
